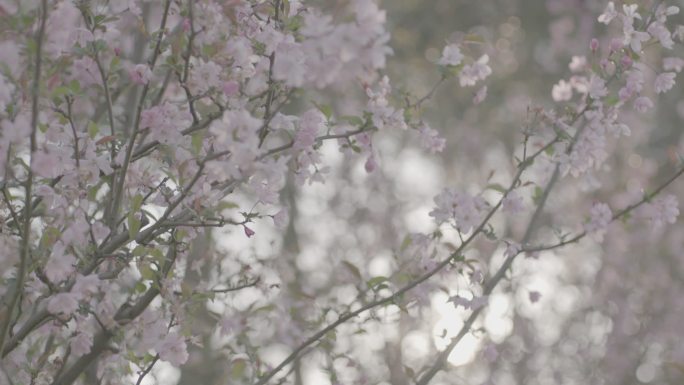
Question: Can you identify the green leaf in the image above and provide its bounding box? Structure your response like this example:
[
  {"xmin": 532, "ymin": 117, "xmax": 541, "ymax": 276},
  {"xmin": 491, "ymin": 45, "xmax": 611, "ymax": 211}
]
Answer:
[
  {"xmin": 485, "ymin": 183, "xmax": 506, "ymax": 193},
  {"xmin": 191, "ymin": 132, "xmax": 203, "ymax": 155},
  {"xmin": 339, "ymin": 115, "xmax": 364, "ymax": 126},
  {"xmin": 132, "ymin": 245, "xmax": 147, "ymax": 257},
  {"xmin": 51, "ymin": 85, "xmax": 71, "ymax": 99},
  {"xmin": 342, "ymin": 261, "xmax": 362, "ymax": 281},
  {"xmin": 109, "ymin": 55, "xmax": 121, "ymax": 72},
  {"xmin": 139, "ymin": 264, "xmax": 156, "ymax": 281},
  {"xmin": 605, "ymin": 94, "xmax": 620, "ymax": 106},
  {"xmin": 218, "ymin": 201, "xmax": 240, "ymax": 211},
  {"xmin": 128, "ymin": 213, "xmax": 141, "ymax": 239},
  {"xmin": 400, "ymin": 234, "xmax": 412, "ymax": 252},
  {"xmin": 231, "ymin": 359, "xmax": 247, "ymax": 379},
  {"xmin": 68, "ymin": 79, "xmax": 81, "ymax": 94},
  {"xmin": 463, "ymin": 33, "xmax": 485, "ymax": 44},
  {"xmin": 131, "ymin": 194, "xmax": 144, "ymax": 212},
  {"xmin": 150, "ymin": 248, "xmax": 165, "ymax": 264},
  {"xmin": 134, "ymin": 282, "xmax": 147, "ymax": 294},
  {"xmin": 367, "ymin": 276, "xmax": 388, "ymax": 290},
  {"xmin": 532, "ymin": 186, "xmax": 543, "ymax": 205},
  {"xmin": 313, "ymin": 102, "xmax": 333, "ymax": 120},
  {"xmin": 87, "ymin": 121, "xmax": 99, "ymax": 138}
]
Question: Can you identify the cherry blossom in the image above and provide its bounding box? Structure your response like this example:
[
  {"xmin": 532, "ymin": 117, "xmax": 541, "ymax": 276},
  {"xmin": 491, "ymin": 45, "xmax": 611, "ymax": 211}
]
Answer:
[
  {"xmin": 127, "ymin": 64, "xmax": 152, "ymax": 85},
  {"xmin": 654, "ymin": 72, "xmax": 676, "ymax": 93},
  {"xmin": 437, "ymin": 44, "xmax": 463, "ymax": 66},
  {"xmin": 155, "ymin": 332, "xmax": 189, "ymax": 366},
  {"xmin": 552, "ymin": 79, "xmax": 573, "ymax": 102},
  {"xmin": 459, "ymin": 54, "xmax": 492, "ymax": 87},
  {"xmin": 598, "ymin": 2, "xmax": 618, "ymax": 25}
]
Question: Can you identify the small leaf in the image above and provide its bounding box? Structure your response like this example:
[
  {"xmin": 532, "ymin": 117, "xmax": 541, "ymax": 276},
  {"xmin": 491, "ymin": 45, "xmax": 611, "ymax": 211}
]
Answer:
[
  {"xmin": 132, "ymin": 245, "xmax": 147, "ymax": 257},
  {"xmin": 88, "ymin": 121, "xmax": 99, "ymax": 138},
  {"xmin": 127, "ymin": 213, "xmax": 141, "ymax": 239},
  {"xmin": 134, "ymin": 282, "xmax": 147, "ymax": 294},
  {"xmin": 367, "ymin": 276, "xmax": 388, "ymax": 290},
  {"xmin": 532, "ymin": 186, "xmax": 543, "ymax": 204},
  {"xmin": 218, "ymin": 201, "xmax": 239, "ymax": 211},
  {"xmin": 463, "ymin": 33, "xmax": 485, "ymax": 44},
  {"xmin": 68, "ymin": 79, "xmax": 81, "ymax": 94},
  {"xmin": 342, "ymin": 261, "xmax": 362, "ymax": 281},
  {"xmin": 231, "ymin": 359, "xmax": 247, "ymax": 379},
  {"xmin": 131, "ymin": 194, "xmax": 143, "ymax": 212},
  {"xmin": 139, "ymin": 264, "xmax": 156, "ymax": 281},
  {"xmin": 313, "ymin": 102, "xmax": 333, "ymax": 120},
  {"xmin": 339, "ymin": 115, "xmax": 364, "ymax": 126},
  {"xmin": 399, "ymin": 234, "xmax": 412, "ymax": 252},
  {"xmin": 485, "ymin": 183, "xmax": 506, "ymax": 193}
]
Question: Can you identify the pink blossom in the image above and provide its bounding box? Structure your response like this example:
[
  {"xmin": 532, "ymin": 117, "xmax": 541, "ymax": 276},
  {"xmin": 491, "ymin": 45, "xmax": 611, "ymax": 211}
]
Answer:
[
  {"xmin": 72, "ymin": 274, "xmax": 101, "ymax": 298},
  {"xmin": 473, "ymin": 86, "xmax": 487, "ymax": 104},
  {"xmin": 273, "ymin": 37, "xmax": 306, "ymax": 87},
  {"xmin": 272, "ymin": 209, "xmax": 289, "ymax": 229},
  {"xmin": 140, "ymin": 103, "xmax": 185, "ymax": 144},
  {"xmin": 584, "ymin": 202, "xmax": 612, "ymax": 241},
  {"xmin": 663, "ymin": 57, "xmax": 684, "ymax": 72},
  {"xmin": 71, "ymin": 57, "xmax": 100, "ymax": 87},
  {"xmin": 633, "ymin": 96, "xmax": 653, "ymax": 113},
  {"xmin": 622, "ymin": 25, "xmax": 650, "ymax": 53},
  {"xmin": 437, "ymin": 44, "xmax": 463, "ymax": 66},
  {"xmin": 552, "ymin": 79, "xmax": 573, "ymax": 102},
  {"xmin": 654, "ymin": 72, "xmax": 676, "ymax": 93},
  {"xmin": 47, "ymin": 293, "xmax": 79, "ymax": 316},
  {"xmin": 502, "ymin": 190, "xmax": 524, "ymax": 214},
  {"xmin": 45, "ymin": 244, "xmax": 77, "ymax": 283},
  {"xmin": 70, "ymin": 331, "xmax": 93, "ymax": 357},
  {"xmin": 155, "ymin": 332, "xmax": 189, "ymax": 366},
  {"xmin": 597, "ymin": 2, "xmax": 617, "ymax": 24},
  {"xmin": 417, "ymin": 123, "xmax": 446, "ymax": 153},
  {"xmin": 244, "ymin": 226, "xmax": 255, "ymax": 238},
  {"xmin": 622, "ymin": 4, "xmax": 642, "ymax": 22},
  {"xmin": 638, "ymin": 194, "xmax": 679, "ymax": 227},
  {"xmin": 127, "ymin": 64, "xmax": 152, "ymax": 85},
  {"xmin": 222, "ymin": 80, "xmax": 240, "ymax": 96},
  {"xmin": 569, "ymin": 56, "xmax": 587, "ymax": 72},
  {"xmin": 294, "ymin": 109, "xmax": 325, "ymax": 150},
  {"xmin": 459, "ymin": 55, "xmax": 492, "ymax": 87},
  {"xmin": 189, "ymin": 59, "xmax": 222, "ymax": 94},
  {"xmin": 366, "ymin": 76, "xmax": 407, "ymax": 130},
  {"xmin": 429, "ymin": 188, "xmax": 489, "ymax": 233},
  {"xmin": 648, "ymin": 22, "xmax": 674, "ymax": 49},
  {"xmin": 588, "ymin": 75, "xmax": 608, "ymax": 99}
]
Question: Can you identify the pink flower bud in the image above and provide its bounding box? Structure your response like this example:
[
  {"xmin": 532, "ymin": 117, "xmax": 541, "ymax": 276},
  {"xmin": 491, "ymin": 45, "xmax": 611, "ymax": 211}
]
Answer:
[
  {"xmin": 183, "ymin": 18, "xmax": 191, "ymax": 33},
  {"xmin": 364, "ymin": 155, "xmax": 377, "ymax": 173},
  {"xmin": 244, "ymin": 226, "xmax": 255, "ymax": 238},
  {"xmin": 620, "ymin": 54, "xmax": 633, "ymax": 69},
  {"xmin": 590, "ymin": 38, "xmax": 599, "ymax": 52}
]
